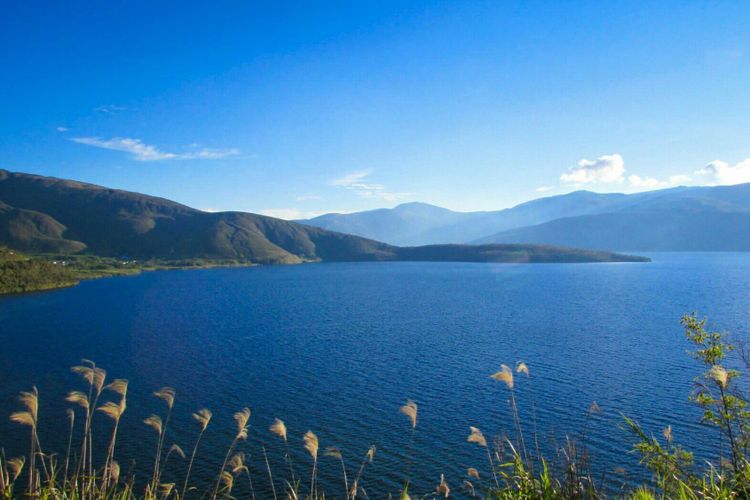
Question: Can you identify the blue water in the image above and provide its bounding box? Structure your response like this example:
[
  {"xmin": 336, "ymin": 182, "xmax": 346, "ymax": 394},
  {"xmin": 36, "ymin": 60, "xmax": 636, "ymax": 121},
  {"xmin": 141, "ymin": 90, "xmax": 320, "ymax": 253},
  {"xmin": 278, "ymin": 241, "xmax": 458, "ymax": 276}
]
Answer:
[{"xmin": 1, "ymin": 254, "xmax": 749, "ymax": 497}]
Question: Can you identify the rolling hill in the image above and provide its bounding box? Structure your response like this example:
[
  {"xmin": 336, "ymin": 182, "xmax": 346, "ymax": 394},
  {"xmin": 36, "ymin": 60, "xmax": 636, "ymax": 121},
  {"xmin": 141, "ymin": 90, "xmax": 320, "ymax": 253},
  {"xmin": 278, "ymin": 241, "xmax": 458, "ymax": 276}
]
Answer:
[
  {"xmin": 475, "ymin": 184, "xmax": 750, "ymax": 251},
  {"xmin": 0, "ymin": 170, "xmax": 646, "ymax": 264},
  {"xmin": 303, "ymin": 184, "xmax": 750, "ymax": 250}
]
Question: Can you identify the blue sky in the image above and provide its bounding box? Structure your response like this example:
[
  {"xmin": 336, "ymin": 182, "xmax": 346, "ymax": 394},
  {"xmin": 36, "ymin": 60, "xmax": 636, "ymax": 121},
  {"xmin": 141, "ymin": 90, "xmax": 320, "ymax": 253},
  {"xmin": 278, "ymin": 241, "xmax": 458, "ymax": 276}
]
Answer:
[{"xmin": 1, "ymin": 1, "xmax": 749, "ymax": 218}]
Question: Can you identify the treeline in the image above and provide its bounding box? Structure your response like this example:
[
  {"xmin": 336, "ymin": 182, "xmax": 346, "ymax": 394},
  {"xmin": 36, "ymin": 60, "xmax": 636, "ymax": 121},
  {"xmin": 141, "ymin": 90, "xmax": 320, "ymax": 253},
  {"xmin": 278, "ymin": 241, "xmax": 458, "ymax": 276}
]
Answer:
[{"xmin": 0, "ymin": 248, "xmax": 77, "ymax": 294}]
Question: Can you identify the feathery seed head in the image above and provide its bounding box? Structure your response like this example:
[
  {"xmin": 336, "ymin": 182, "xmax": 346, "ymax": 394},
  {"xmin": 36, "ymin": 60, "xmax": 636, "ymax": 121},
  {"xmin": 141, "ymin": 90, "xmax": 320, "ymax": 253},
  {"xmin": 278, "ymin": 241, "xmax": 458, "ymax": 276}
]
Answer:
[
  {"xmin": 7, "ymin": 457, "xmax": 25, "ymax": 481},
  {"xmin": 66, "ymin": 391, "xmax": 90, "ymax": 410},
  {"xmin": 325, "ymin": 447, "xmax": 342, "ymax": 459},
  {"xmin": 229, "ymin": 452, "xmax": 247, "ymax": 474},
  {"xmin": 304, "ymin": 430, "xmax": 319, "ymax": 459},
  {"xmin": 516, "ymin": 362, "xmax": 529, "ymax": 377},
  {"xmin": 269, "ymin": 418, "xmax": 288, "ymax": 441},
  {"xmin": 9, "ymin": 411, "xmax": 35, "ymax": 428},
  {"xmin": 400, "ymin": 400, "xmax": 418, "ymax": 429},
  {"xmin": 97, "ymin": 401, "xmax": 124, "ymax": 421},
  {"xmin": 588, "ymin": 401, "xmax": 601, "ymax": 415},
  {"xmin": 464, "ymin": 480, "xmax": 476, "ymax": 497},
  {"xmin": 10, "ymin": 387, "xmax": 39, "ymax": 427},
  {"xmin": 491, "ymin": 364, "xmax": 514, "ymax": 389},
  {"xmin": 71, "ymin": 365, "xmax": 95, "ymax": 386},
  {"xmin": 66, "ymin": 408, "xmax": 75, "ymax": 423},
  {"xmin": 144, "ymin": 414, "xmax": 163, "ymax": 435},
  {"xmin": 467, "ymin": 426, "xmax": 487, "ymax": 447},
  {"xmin": 366, "ymin": 445, "xmax": 376, "ymax": 462},
  {"xmin": 234, "ymin": 407, "xmax": 251, "ymax": 439},
  {"xmin": 105, "ymin": 379, "xmax": 128, "ymax": 397},
  {"xmin": 192, "ymin": 408, "xmax": 212, "ymax": 431},
  {"xmin": 159, "ymin": 483, "xmax": 175, "ymax": 497},
  {"xmin": 710, "ymin": 365, "xmax": 729, "ymax": 389},
  {"xmin": 169, "ymin": 443, "xmax": 186, "ymax": 459},
  {"xmin": 220, "ymin": 471, "xmax": 234, "ymax": 492},
  {"xmin": 93, "ymin": 368, "xmax": 107, "ymax": 394},
  {"xmin": 154, "ymin": 387, "xmax": 176, "ymax": 409},
  {"xmin": 663, "ymin": 425, "xmax": 673, "ymax": 443},
  {"xmin": 110, "ymin": 461, "xmax": 121, "ymax": 483},
  {"xmin": 467, "ymin": 467, "xmax": 480, "ymax": 479}
]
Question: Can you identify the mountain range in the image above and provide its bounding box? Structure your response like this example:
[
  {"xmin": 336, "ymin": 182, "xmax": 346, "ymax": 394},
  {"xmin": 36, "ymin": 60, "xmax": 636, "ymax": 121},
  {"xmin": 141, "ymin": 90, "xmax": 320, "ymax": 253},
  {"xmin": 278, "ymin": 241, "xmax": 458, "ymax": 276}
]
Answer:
[
  {"xmin": 0, "ymin": 170, "xmax": 644, "ymax": 264},
  {"xmin": 302, "ymin": 184, "xmax": 750, "ymax": 251}
]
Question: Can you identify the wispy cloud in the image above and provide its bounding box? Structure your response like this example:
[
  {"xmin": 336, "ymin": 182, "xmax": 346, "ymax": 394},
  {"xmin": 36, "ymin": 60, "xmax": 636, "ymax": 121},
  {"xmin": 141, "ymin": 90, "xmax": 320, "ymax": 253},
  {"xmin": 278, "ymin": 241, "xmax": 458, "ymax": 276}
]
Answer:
[
  {"xmin": 561, "ymin": 154, "xmax": 625, "ymax": 184},
  {"xmin": 331, "ymin": 170, "xmax": 412, "ymax": 202},
  {"xmin": 295, "ymin": 194, "xmax": 322, "ymax": 202},
  {"xmin": 71, "ymin": 136, "xmax": 239, "ymax": 161},
  {"xmin": 56, "ymin": 126, "xmax": 69, "ymax": 132},
  {"xmin": 535, "ymin": 185, "xmax": 554, "ymax": 193},
  {"xmin": 696, "ymin": 159, "xmax": 750, "ymax": 185},
  {"xmin": 94, "ymin": 104, "xmax": 127, "ymax": 114}
]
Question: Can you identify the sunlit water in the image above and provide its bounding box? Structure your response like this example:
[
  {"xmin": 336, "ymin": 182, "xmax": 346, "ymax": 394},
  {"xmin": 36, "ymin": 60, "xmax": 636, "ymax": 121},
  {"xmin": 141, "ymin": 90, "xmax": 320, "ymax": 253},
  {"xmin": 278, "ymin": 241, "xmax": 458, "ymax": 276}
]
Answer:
[{"xmin": 1, "ymin": 254, "xmax": 749, "ymax": 496}]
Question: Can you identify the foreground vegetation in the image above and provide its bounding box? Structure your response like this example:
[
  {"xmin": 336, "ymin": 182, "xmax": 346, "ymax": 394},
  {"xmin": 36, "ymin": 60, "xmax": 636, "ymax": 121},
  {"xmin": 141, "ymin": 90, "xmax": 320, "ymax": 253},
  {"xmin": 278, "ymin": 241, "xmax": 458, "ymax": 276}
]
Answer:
[{"xmin": 1, "ymin": 314, "xmax": 749, "ymax": 498}]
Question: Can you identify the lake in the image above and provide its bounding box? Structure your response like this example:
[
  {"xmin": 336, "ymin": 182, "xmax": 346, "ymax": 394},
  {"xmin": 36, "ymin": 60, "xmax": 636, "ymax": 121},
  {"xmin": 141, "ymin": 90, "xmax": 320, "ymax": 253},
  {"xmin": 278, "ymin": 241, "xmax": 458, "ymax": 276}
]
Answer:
[{"xmin": 1, "ymin": 254, "xmax": 749, "ymax": 497}]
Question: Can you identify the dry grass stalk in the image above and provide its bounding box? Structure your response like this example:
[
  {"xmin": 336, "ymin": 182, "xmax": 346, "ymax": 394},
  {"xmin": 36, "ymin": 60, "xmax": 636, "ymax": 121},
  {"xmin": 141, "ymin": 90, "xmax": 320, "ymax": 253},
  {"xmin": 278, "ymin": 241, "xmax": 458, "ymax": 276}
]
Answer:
[
  {"xmin": 463, "ymin": 479, "xmax": 476, "ymax": 497},
  {"xmin": 304, "ymin": 431, "xmax": 319, "ymax": 497},
  {"xmin": 9, "ymin": 386, "xmax": 40, "ymax": 494},
  {"xmin": 491, "ymin": 363, "xmax": 527, "ymax": 464},
  {"xmin": 270, "ymin": 417, "xmax": 297, "ymax": 491},
  {"xmin": 212, "ymin": 407, "xmax": 251, "ymax": 500},
  {"xmin": 436, "ymin": 473, "xmax": 450, "ymax": 497},
  {"xmin": 400, "ymin": 399, "xmax": 418, "ymax": 488},
  {"xmin": 325, "ymin": 447, "xmax": 349, "ymax": 499},
  {"xmin": 262, "ymin": 445, "xmax": 278, "ymax": 500},
  {"xmin": 152, "ymin": 387, "xmax": 176, "ymax": 489},
  {"xmin": 182, "ymin": 408, "xmax": 212, "ymax": 499},
  {"xmin": 351, "ymin": 445, "xmax": 376, "ymax": 499},
  {"xmin": 467, "ymin": 425, "xmax": 499, "ymax": 488},
  {"xmin": 98, "ymin": 379, "xmax": 128, "ymax": 492}
]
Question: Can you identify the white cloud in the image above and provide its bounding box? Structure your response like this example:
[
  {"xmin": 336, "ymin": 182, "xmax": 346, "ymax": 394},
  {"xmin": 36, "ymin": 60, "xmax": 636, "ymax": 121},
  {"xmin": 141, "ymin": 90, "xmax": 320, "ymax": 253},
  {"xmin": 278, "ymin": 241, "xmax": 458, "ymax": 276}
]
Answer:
[
  {"xmin": 260, "ymin": 208, "xmax": 327, "ymax": 220},
  {"xmin": 332, "ymin": 169, "xmax": 412, "ymax": 202},
  {"xmin": 71, "ymin": 136, "xmax": 239, "ymax": 161},
  {"xmin": 56, "ymin": 126, "xmax": 69, "ymax": 132},
  {"xmin": 668, "ymin": 175, "xmax": 692, "ymax": 185},
  {"xmin": 627, "ymin": 175, "xmax": 666, "ymax": 189},
  {"xmin": 535, "ymin": 186, "xmax": 553, "ymax": 193},
  {"xmin": 561, "ymin": 154, "xmax": 625, "ymax": 184},
  {"xmin": 628, "ymin": 173, "xmax": 695, "ymax": 190},
  {"xmin": 696, "ymin": 159, "xmax": 750, "ymax": 185}
]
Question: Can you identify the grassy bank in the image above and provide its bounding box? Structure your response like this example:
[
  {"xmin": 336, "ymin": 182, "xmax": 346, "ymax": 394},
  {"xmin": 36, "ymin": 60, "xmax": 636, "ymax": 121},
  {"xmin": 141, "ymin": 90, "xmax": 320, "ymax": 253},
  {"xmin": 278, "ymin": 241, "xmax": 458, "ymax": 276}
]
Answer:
[
  {"xmin": 0, "ymin": 247, "xmax": 78, "ymax": 295},
  {"xmin": 1, "ymin": 314, "xmax": 749, "ymax": 498},
  {"xmin": 0, "ymin": 248, "xmax": 255, "ymax": 295}
]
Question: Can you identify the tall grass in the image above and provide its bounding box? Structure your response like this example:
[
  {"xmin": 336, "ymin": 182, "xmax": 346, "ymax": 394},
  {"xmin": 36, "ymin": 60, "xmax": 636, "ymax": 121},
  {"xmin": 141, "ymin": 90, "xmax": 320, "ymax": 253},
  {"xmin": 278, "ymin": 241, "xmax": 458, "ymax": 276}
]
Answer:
[{"xmin": 2, "ymin": 313, "xmax": 750, "ymax": 498}]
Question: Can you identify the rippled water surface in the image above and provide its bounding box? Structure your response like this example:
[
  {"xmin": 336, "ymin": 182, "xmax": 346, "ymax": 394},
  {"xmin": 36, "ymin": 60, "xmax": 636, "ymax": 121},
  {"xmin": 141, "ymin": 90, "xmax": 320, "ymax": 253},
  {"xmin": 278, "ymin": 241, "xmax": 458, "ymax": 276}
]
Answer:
[{"xmin": 1, "ymin": 254, "xmax": 750, "ymax": 496}]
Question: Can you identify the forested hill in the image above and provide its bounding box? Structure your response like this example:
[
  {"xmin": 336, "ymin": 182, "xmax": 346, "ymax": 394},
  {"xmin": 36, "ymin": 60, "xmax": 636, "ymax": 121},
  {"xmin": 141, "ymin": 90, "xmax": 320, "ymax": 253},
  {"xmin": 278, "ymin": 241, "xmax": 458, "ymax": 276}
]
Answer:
[{"xmin": 0, "ymin": 170, "xmax": 647, "ymax": 264}]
